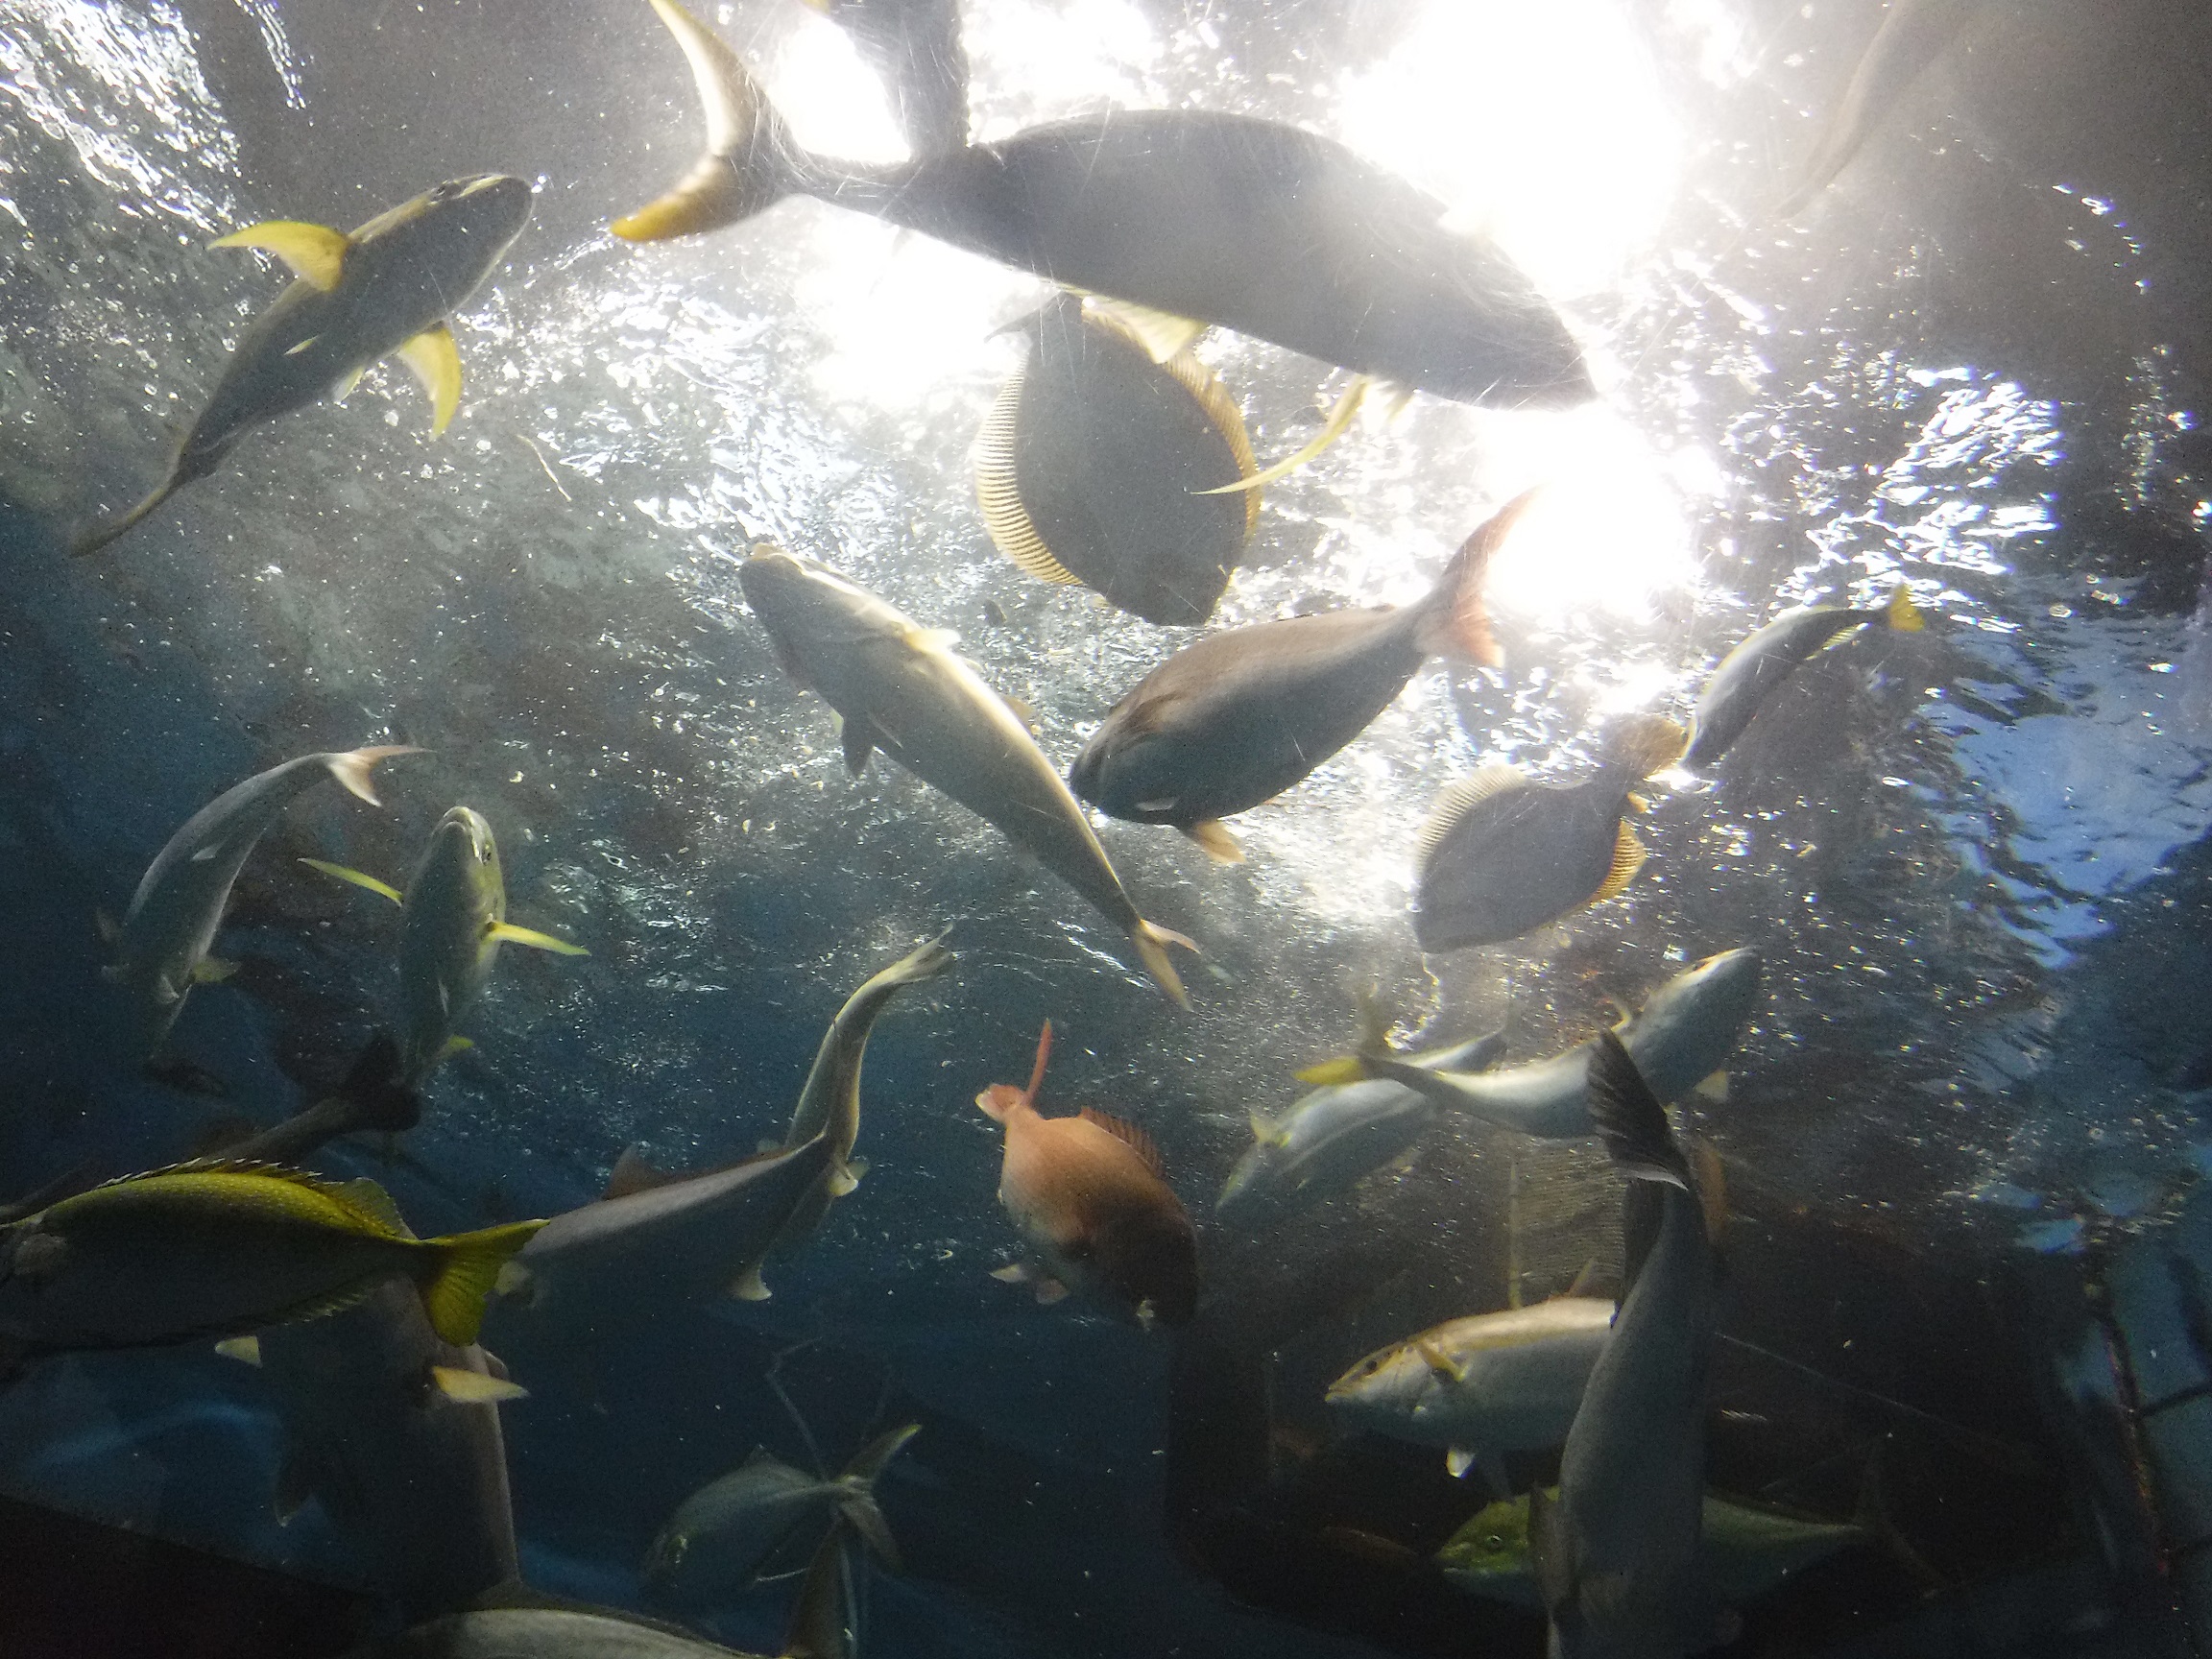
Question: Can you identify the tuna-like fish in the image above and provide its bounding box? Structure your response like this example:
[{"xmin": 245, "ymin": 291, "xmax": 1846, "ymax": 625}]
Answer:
[
  {"xmin": 1215, "ymin": 1029, "xmax": 1505, "ymax": 1226},
  {"xmin": 0, "ymin": 1162, "xmax": 541, "ymax": 1357},
  {"xmin": 805, "ymin": 0, "xmax": 969, "ymax": 157},
  {"xmin": 976, "ymin": 294, "xmax": 1257, "ymax": 627},
  {"xmin": 615, "ymin": 0, "xmax": 1590, "ymax": 407},
  {"xmin": 1683, "ymin": 586, "xmax": 1924, "ymax": 771},
  {"xmin": 976, "ymin": 1022, "xmax": 1199, "ymax": 1328},
  {"xmin": 1326, "ymin": 1298, "xmax": 1614, "ymax": 1486},
  {"xmin": 1070, "ymin": 492, "xmax": 1527, "ymax": 865},
  {"xmin": 1310, "ymin": 948, "xmax": 1763, "ymax": 1141},
  {"xmin": 1411, "ymin": 713, "xmax": 1688, "ymax": 952},
  {"xmin": 643, "ymin": 1424, "xmax": 917, "ymax": 1606},
  {"xmin": 307, "ymin": 805, "xmax": 588, "ymax": 1087},
  {"xmin": 1527, "ymin": 1032, "xmax": 1724, "ymax": 1659},
  {"xmin": 108, "ymin": 745, "xmax": 419, "ymax": 1058},
  {"xmin": 73, "ymin": 176, "xmax": 533, "ymax": 556},
  {"xmin": 738, "ymin": 545, "xmax": 1194, "ymax": 1001}
]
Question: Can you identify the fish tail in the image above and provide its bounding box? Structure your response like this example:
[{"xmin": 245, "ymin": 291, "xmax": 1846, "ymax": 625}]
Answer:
[
  {"xmin": 1584, "ymin": 1030, "xmax": 1692, "ymax": 1191},
  {"xmin": 842, "ymin": 1421, "xmax": 921, "ymax": 1484},
  {"xmin": 839, "ymin": 1424, "xmax": 920, "ymax": 1565},
  {"xmin": 1601, "ymin": 711, "xmax": 1690, "ymax": 781},
  {"xmin": 1130, "ymin": 919, "xmax": 1197, "ymax": 1006},
  {"xmin": 1883, "ymin": 584, "xmax": 1926, "ymax": 633},
  {"xmin": 1417, "ymin": 487, "xmax": 1538, "ymax": 667},
  {"xmin": 324, "ymin": 743, "xmax": 424, "ymax": 806},
  {"xmin": 781, "ymin": 1516, "xmax": 855, "ymax": 1659},
  {"xmin": 332, "ymin": 1031, "xmax": 421, "ymax": 1136},
  {"xmin": 613, "ymin": 0, "xmax": 802, "ymax": 242},
  {"xmin": 419, "ymin": 1218, "xmax": 549, "ymax": 1346},
  {"xmin": 69, "ymin": 476, "xmax": 181, "ymax": 558}
]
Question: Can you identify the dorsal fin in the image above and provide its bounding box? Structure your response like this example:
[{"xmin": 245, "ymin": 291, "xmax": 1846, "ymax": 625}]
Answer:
[
  {"xmin": 974, "ymin": 366, "xmax": 1082, "ymax": 588},
  {"xmin": 334, "ymin": 1177, "xmax": 415, "ymax": 1240},
  {"xmin": 1414, "ymin": 765, "xmax": 1527, "ymax": 873},
  {"xmin": 603, "ymin": 1146, "xmax": 683, "ymax": 1201},
  {"xmin": 1078, "ymin": 1107, "xmax": 1166, "ymax": 1179},
  {"xmin": 1585, "ymin": 821, "xmax": 1647, "ymax": 908}
]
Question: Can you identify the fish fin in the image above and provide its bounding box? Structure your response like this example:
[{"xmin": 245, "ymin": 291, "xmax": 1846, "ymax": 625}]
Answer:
[
  {"xmin": 1417, "ymin": 486, "xmax": 1538, "ymax": 666},
  {"xmin": 1181, "ymin": 819, "xmax": 1244, "ymax": 865},
  {"xmin": 838, "ymin": 709, "xmax": 877, "ymax": 775},
  {"xmin": 982, "ymin": 1019, "xmax": 1055, "ymax": 1117},
  {"xmin": 1129, "ymin": 920, "xmax": 1196, "ymax": 1006},
  {"xmin": 999, "ymin": 691, "xmax": 1039, "ymax": 730},
  {"xmin": 973, "ymin": 368, "xmax": 1083, "ymax": 587},
  {"xmin": 731, "ymin": 1263, "xmax": 772, "ymax": 1301},
  {"xmin": 1603, "ymin": 712, "xmax": 1690, "ymax": 779},
  {"xmin": 842, "ymin": 1421, "xmax": 920, "ymax": 1484},
  {"xmin": 430, "ymin": 1364, "xmax": 528, "ymax": 1405},
  {"xmin": 1153, "ymin": 349, "xmax": 1261, "ymax": 537},
  {"xmin": 826, "ymin": 1161, "xmax": 862, "ymax": 1199},
  {"xmin": 1032, "ymin": 1275, "xmax": 1070, "ymax": 1306},
  {"xmin": 1885, "ymin": 585, "xmax": 1926, "ymax": 632},
  {"xmin": 419, "ymin": 1219, "xmax": 549, "ymax": 1346},
  {"xmin": 603, "ymin": 1145, "xmax": 681, "ymax": 1199},
  {"xmin": 1416, "ymin": 1338, "xmax": 1470, "ymax": 1384},
  {"xmin": 487, "ymin": 921, "xmax": 589, "ymax": 955},
  {"xmin": 94, "ymin": 908, "xmax": 119, "ymax": 945},
  {"xmin": 990, "ymin": 1262, "xmax": 1032, "ymax": 1283},
  {"xmin": 1692, "ymin": 1137, "xmax": 1729, "ymax": 1246},
  {"xmin": 1293, "ymin": 1056, "xmax": 1364, "ymax": 1086},
  {"xmin": 393, "ymin": 325, "xmax": 463, "ymax": 437},
  {"xmin": 1198, "ymin": 375, "xmax": 1366, "ymax": 495},
  {"xmin": 974, "ymin": 1084, "xmax": 1023, "ymax": 1124},
  {"xmin": 1587, "ymin": 821, "xmax": 1647, "ymax": 907},
  {"xmin": 613, "ymin": 0, "xmax": 798, "ymax": 241},
  {"xmin": 837, "ymin": 1492, "xmax": 902, "ymax": 1573},
  {"xmin": 331, "ymin": 365, "xmax": 364, "ymax": 403},
  {"xmin": 1246, "ymin": 1108, "xmax": 1285, "ymax": 1145},
  {"xmin": 208, "ymin": 220, "xmax": 349, "ymax": 291},
  {"xmin": 1586, "ymin": 1030, "xmax": 1691, "ymax": 1190},
  {"xmin": 439, "ymin": 1034, "xmax": 475, "ymax": 1061},
  {"xmin": 334, "ymin": 1177, "xmax": 415, "ymax": 1239},
  {"xmin": 1445, "ymin": 1447, "xmax": 1477, "ymax": 1479},
  {"xmin": 1694, "ymin": 1068, "xmax": 1729, "ymax": 1103},
  {"xmin": 1527, "ymin": 1482, "xmax": 1571, "ymax": 1613},
  {"xmin": 1414, "ymin": 765, "xmax": 1527, "ymax": 873},
  {"xmin": 273, "ymin": 1448, "xmax": 318, "ymax": 1526},
  {"xmin": 782, "ymin": 1521, "xmax": 854, "ymax": 1659},
  {"xmin": 191, "ymin": 956, "xmax": 238, "ymax": 985},
  {"xmin": 300, "ymin": 858, "xmax": 403, "ymax": 904},
  {"xmin": 213, "ymin": 1334, "xmax": 261, "ymax": 1366},
  {"xmin": 757, "ymin": 1136, "xmax": 783, "ymax": 1154},
  {"xmin": 322, "ymin": 743, "xmax": 421, "ymax": 807},
  {"xmin": 1079, "ymin": 1107, "xmax": 1166, "ymax": 1179},
  {"xmin": 1078, "ymin": 295, "xmax": 1209, "ymax": 364}
]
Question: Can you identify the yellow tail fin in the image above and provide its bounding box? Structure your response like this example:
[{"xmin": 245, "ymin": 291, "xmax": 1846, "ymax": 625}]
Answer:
[
  {"xmin": 420, "ymin": 1219, "xmax": 547, "ymax": 1346},
  {"xmin": 1886, "ymin": 585, "xmax": 1925, "ymax": 633},
  {"xmin": 1130, "ymin": 919, "xmax": 1197, "ymax": 1006}
]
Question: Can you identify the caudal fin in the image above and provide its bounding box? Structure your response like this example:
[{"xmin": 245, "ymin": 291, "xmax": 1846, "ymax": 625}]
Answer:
[
  {"xmin": 1884, "ymin": 584, "xmax": 1925, "ymax": 633},
  {"xmin": 836, "ymin": 1423, "xmax": 919, "ymax": 1570},
  {"xmin": 420, "ymin": 1219, "xmax": 549, "ymax": 1347},
  {"xmin": 69, "ymin": 478, "xmax": 183, "ymax": 558},
  {"xmin": 781, "ymin": 1520, "xmax": 855, "ymax": 1659},
  {"xmin": 333, "ymin": 1032, "xmax": 421, "ymax": 1135},
  {"xmin": 1585, "ymin": 1030, "xmax": 1692, "ymax": 1191},
  {"xmin": 1599, "ymin": 712, "xmax": 1689, "ymax": 781},
  {"xmin": 1415, "ymin": 487, "xmax": 1539, "ymax": 666},
  {"xmin": 1130, "ymin": 919, "xmax": 1197, "ymax": 1006},
  {"xmin": 614, "ymin": 0, "xmax": 801, "ymax": 242},
  {"xmin": 323, "ymin": 744, "xmax": 423, "ymax": 806}
]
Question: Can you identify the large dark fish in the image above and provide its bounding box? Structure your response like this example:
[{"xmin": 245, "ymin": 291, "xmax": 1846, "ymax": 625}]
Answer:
[
  {"xmin": 73, "ymin": 175, "xmax": 533, "ymax": 556},
  {"xmin": 1682, "ymin": 586, "xmax": 1923, "ymax": 771},
  {"xmin": 1411, "ymin": 713, "xmax": 1687, "ymax": 952},
  {"xmin": 805, "ymin": 0, "xmax": 970, "ymax": 157},
  {"xmin": 1069, "ymin": 491, "xmax": 1524, "ymax": 864},
  {"xmin": 976, "ymin": 294, "xmax": 1257, "ymax": 626},
  {"xmin": 615, "ymin": 0, "xmax": 1591, "ymax": 407}
]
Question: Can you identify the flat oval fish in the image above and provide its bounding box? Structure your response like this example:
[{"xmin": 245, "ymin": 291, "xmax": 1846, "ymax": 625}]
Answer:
[
  {"xmin": 73, "ymin": 175, "xmax": 533, "ymax": 556},
  {"xmin": 615, "ymin": 0, "xmax": 1592, "ymax": 407},
  {"xmin": 1683, "ymin": 586, "xmax": 1925, "ymax": 772},
  {"xmin": 107, "ymin": 744, "xmax": 419, "ymax": 1059},
  {"xmin": 976, "ymin": 293, "xmax": 1257, "ymax": 626},
  {"xmin": 975, "ymin": 1022, "xmax": 1199, "ymax": 1328},
  {"xmin": 1327, "ymin": 1298, "xmax": 1615, "ymax": 1485},
  {"xmin": 1070, "ymin": 491, "xmax": 1527, "ymax": 865},
  {"xmin": 737, "ymin": 545, "xmax": 1195, "ymax": 1001},
  {"xmin": 1412, "ymin": 712, "xmax": 1689, "ymax": 952},
  {"xmin": 307, "ymin": 805, "xmax": 589, "ymax": 1087},
  {"xmin": 805, "ymin": 0, "xmax": 970, "ymax": 157},
  {"xmin": 0, "ymin": 1162, "xmax": 542, "ymax": 1358}
]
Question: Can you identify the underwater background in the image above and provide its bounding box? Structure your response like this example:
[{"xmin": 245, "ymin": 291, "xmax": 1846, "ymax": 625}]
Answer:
[{"xmin": 1, "ymin": 0, "xmax": 2210, "ymax": 1653}]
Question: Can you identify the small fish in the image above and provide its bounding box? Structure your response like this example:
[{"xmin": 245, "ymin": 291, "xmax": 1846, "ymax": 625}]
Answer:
[
  {"xmin": 615, "ymin": 0, "xmax": 1591, "ymax": 407},
  {"xmin": 1412, "ymin": 713, "xmax": 1689, "ymax": 951},
  {"xmin": 1070, "ymin": 492, "xmax": 1527, "ymax": 865},
  {"xmin": 306, "ymin": 805, "xmax": 588, "ymax": 1087},
  {"xmin": 976, "ymin": 293, "xmax": 1257, "ymax": 627},
  {"xmin": 1215, "ymin": 1029, "xmax": 1505, "ymax": 1225},
  {"xmin": 253, "ymin": 1281, "xmax": 521, "ymax": 1622},
  {"xmin": 644, "ymin": 1424, "xmax": 917, "ymax": 1606},
  {"xmin": 1683, "ymin": 585, "xmax": 1924, "ymax": 771},
  {"xmin": 1309, "ymin": 948, "xmax": 1762, "ymax": 1141},
  {"xmin": 107, "ymin": 745, "xmax": 420, "ymax": 1058},
  {"xmin": 738, "ymin": 546, "xmax": 1194, "ymax": 1001},
  {"xmin": 73, "ymin": 176, "xmax": 532, "ymax": 556},
  {"xmin": 1326, "ymin": 1298, "xmax": 1615, "ymax": 1486},
  {"xmin": 975, "ymin": 1022, "xmax": 1198, "ymax": 1328},
  {"xmin": 1527, "ymin": 1032, "xmax": 1724, "ymax": 1659},
  {"xmin": 0, "ymin": 1162, "xmax": 542, "ymax": 1358},
  {"xmin": 804, "ymin": 0, "xmax": 969, "ymax": 157}
]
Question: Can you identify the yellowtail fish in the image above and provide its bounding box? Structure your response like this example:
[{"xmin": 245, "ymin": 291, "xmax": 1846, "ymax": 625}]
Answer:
[
  {"xmin": 306, "ymin": 805, "xmax": 588, "ymax": 1087},
  {"xmin": 975, "ymin": 1022, "xmax": 1198, "ymax": 1327},
  {"xmin": 738, "ymin": 545, "xmax": 1195, "ymax": 1002},
  {"xmin": 1528, "ymin": 1032, "xmax": 1724, "ymax": 1659},
  {"xmin": 976, "ymin": 293, "xmax": 1257, "ymax": 626},
  {"xmin": 0, "ymin": 1162, "xmax": 542, "ymax": 1357},
  {"xmin": 1683, "ymin": 585, "xmax": 1924, "ymax": 771},
  {"xmin": 804, "ymin": 0, "xmax": 969, "ymax": 157},
  {"xmin": 614, "ymin": 0, "xmax": 1590, "ymax": 407},
  {"xmin": 108, "ymin": 745, "xmax": 420, "ymax": 1059},
  {"xmin": 1070, "ymin": 492, "xmax": 1527, "ymax": 865},
  {"xmin": 1411, "ymin": 713, "xmax": 1689, "ymax": 951},
  {"xmin": 73, "ymin": 176, "xmax": 532, "ymax": 556},
  {"xmin": 1326, "ymin": 1298, "xmax": 1615, "ymax": 1487}
]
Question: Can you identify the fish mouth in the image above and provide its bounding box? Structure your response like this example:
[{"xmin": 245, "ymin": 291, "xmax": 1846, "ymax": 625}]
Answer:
[{"xmin": 433, "ymin": 805, "xmax": 498, "ymax": 864}]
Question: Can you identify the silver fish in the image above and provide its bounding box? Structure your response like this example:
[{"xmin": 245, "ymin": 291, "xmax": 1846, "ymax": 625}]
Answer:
[{"xmin": 1683, "ymin": 586, "xmax": 1924, "ymax": 771}]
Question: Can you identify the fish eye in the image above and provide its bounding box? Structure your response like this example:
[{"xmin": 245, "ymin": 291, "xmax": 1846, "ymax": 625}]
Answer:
[{"xmin": 431, "ymin": 180, "xmax": 465, "ymax": 204}]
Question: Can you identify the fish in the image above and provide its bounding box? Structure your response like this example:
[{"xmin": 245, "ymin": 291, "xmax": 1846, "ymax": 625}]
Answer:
[
  {"xmin": 1410, "ymin": 712, "xmax": 1690, "ymax": 951},
  {"xmin": 804, "ymin": 0, "xmax": 969, "ymax": 158},
  {"xmin": 72, "ymin": 176, "xmax": 533, "ymax": 556},
  {"xmin": 1325, "ymin": 1298, "xmax": 1615, "ymax": 1486},
  {"xmin": 0, "ymin": 1162, "xmax": 543, "ymax": 1358},
  {"xmin": 106, "ymin": 745, "xmax": 420, "ymax": 1058},
  {"xmin": 1527, "ymin": 1031, "xmax": 1724, "ymax": 1659},
  {"xmin": 1439, "ymin": 1490, "xmax": 1867, "ymax": 1612},
  {"xmin": 975, "ymin": 293, "xmax": 1257, "ymax": 627},
  {"xmin": 305, "ymin": 805, "xmax": 589, "ymax": 1087},
  {"xmin": 643, "ymin": 1423, "xmax": 917, "ymax": 1605},
  {"xmin": 738, "ymin": 545, "xmax": 1194, "ymax": 1001},
  {"xmin": 252, "ymin": 1281, "xmax": 522, "ymax": 1622},
  {"xmin": 975, "ymin": 1022, "xmax": 1199, "ymax": 1328},
  {"xmin": 1069, "ymin": 491, "xmax": 1527, "ymax": 865},
  {"xmin": 215, "ymin": 1033, "xmax": 424, "ymax": 1166},
  {"xmin": 1683, "ymin": 586, "xmax": 1925, "ymax": 771},
  {"xmin": 1215, "ymin": 1029, "xmax": 1506, "ymax": 1226},
  {"xmin": 615, "ymin": 0, "xmax": 1591, "ymax": 407},
  {"xmin": 1308, "ymin": 948, "xmax": 1763, "ymax": 1141}
]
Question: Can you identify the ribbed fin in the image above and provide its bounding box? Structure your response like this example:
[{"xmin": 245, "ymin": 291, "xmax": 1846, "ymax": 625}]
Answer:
[
  {"xmin": 393, "ymin": 325, "xmax": 462, "ymax": 437},
  {"xmin": 1149, "ymin": 348, "xmax": 1260, "ymax": 538},
  {"xmin": 1198, "ymin": 375, "xmax": 1365, "ymax": 495},
  {"xmin": 334, "ymin": 1177, "xmax": 414, "ymax": 1239},
  {"xmin": 323, "ymin": 745, "xmax": 421, "ymax": 807},
  {"xmin": 1181, "ymin": 819, "xmax": 1244, "ymax": 865},
  {"xmin": 1414, "ymin": 766, "xmax": 1527, "ymax": 874},
  {"xmin": 1079, "ymin": 296, "xmax": 1207, "ymax": 364},
  {"xmin": 208, "ymin": 220, "xmax": 349, "ymax": 291},
  {"xmin": 1129, "ymin": 919, "xmax": 1196, "ymax": 1006},
  {"xmin": 613, "ymin": 0, "xmax": 799, "ymax": 242},
  {"xmin": 1079, "ymin": 1107, "xmax": 1166, "ymax": 1179},
  {"xmin": 419, "ymin": 1219, "xmax": 549, "ymax": 1346},
  {"xmin": 1602, "ymin": 713, "xmax": 1690, "ymax": 779},
  {"xmin": 1587, "ymin": 820, "xmax": 1647, "ymax": 907},
  {"xmin": 974, "ymin": 367, "xmax": 1081, "ymax": 586}
]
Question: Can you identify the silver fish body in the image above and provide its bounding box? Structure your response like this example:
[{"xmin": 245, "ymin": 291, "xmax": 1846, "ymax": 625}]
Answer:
[{"xmin": 396, "ymin": 807, "xmax": 509, "ymax": 1084}]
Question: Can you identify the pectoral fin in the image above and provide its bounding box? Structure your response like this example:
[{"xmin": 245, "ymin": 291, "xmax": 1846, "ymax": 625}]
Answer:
[
  {"xmin": 1181, "ymin": 819, "xmax": 1244, "ymax": 865},
  {"xmin": 301, "ymin": 859, "xmax": 403, "ymax": 904},
  {"xmin": 213, "ymin": 1334, "xmax": 261, "ymax": 1366},
  {"xmin": 393, "ymin": 324, "xmax": 463, "ymax": 437},
  {"xmin": 731, "ymin": 1264, "xmax": 771, "ymax": 1301},
  {"xmin": 190, "ymin": 956, "xmax": 238, "ymax": 985},
  {"xmin": 840, "ymin": 711, "xmax": 877, "ymax": 777},
  {"xmin": 210, "ymin": 220, "xmax": 349, "ymax": 291},
  {"xmin": 429, "ymin": 1364, "xmax": 529, "ymax": 1405},
  {"xmin": 487, "ymin": 922, "xmax": 589, "ymax": 955}
]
